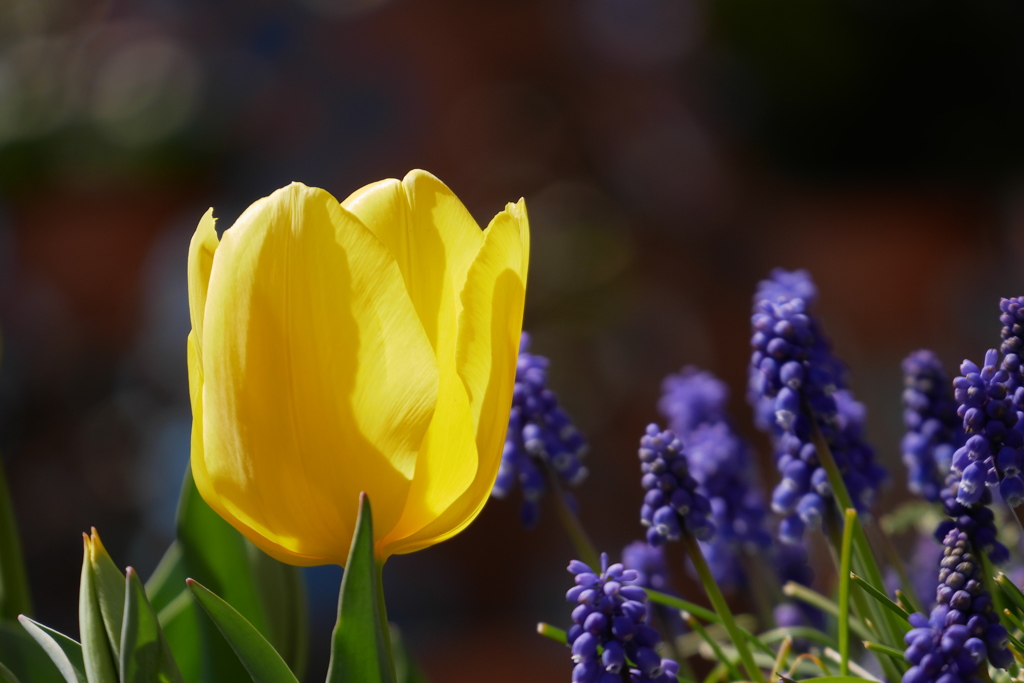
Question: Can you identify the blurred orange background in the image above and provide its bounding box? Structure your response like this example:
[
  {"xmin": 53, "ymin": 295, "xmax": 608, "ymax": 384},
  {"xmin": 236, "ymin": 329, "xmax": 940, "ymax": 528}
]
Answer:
[{"xmin": 3, "ymin": 0, "xmax": 1024, "ymax": 680}]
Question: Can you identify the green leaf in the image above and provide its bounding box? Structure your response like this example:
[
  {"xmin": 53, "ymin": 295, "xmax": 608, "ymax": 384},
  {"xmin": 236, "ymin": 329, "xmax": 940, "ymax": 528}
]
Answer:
[
  {"xmin": 784, "ymin": 677, "xmax": 880, "ymax": 683},
  {"xmin": 119, "ymin": 568, "xmax": 183, "ymax": 683},
  {"xmin": 390, "ymin": 624, "xmax": 428, "ymax": 683},
  {"xmin": 0, "ymin": 460, "xmax": 31, "ymax": 620},
  {"xmin": 0, "ymin": 660, "xmax": 20, "ymax": 683},
  {"xmin": 175, "ymin": 469, "xmax": 257, "ymax": 681},
  {"xmin": 326, "ymin": 494, "xmax": 395, "ymax": 683},
  {"xmin": 79, "ymin": 535, "xmax": 117, "ymax": 683},
  {"xmin": 155, "ymin": 591, "xmax": 200, "ymax": 682},
  {"xmin": 997, "ymin": 573, "xmax": 1024, "ymax": 615},
  {"xmin": 85, "ymin": 530, "xmax": 127, "ymax": 661},
  {"xmin": 187, "ymin": 579, "xmax": 299, "ymax": 683},
  {"xmin": 850, "ymin": 573, "xmax": 911, "ymax": 623},
  {"xmin": 17, "ymin": 616, "xmax": 86, "ymax": 683},
  {"xmin": 0, "ymin": 622, "xmax": 63, "ymax": 683},
  {"xmin": 145, "ymin": 542, "xmax": 186, "ymax": 615}
]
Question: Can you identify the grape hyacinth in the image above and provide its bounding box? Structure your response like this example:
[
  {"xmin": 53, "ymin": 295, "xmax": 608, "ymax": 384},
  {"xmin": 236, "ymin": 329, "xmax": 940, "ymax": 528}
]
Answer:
[
  {"xmin": 902, "ymin": 529, "xmax": 1012, "ymax": 683},
  {"xmin": 638, "ymin": 424, "xmax": 715, "ymax": 546},
  {"xmin": 999, "ymin": 296, "xmax": 1024, "ymax": 361},
  {"xmin": 901, "ymin": 350, "xmax": 960, "ymax": 502},
  {"xmin": 658, "ymin": 367, "xmax": 771, "ymax": 585},
  {"xmin": 748, "ymin": 269, "xmax": 887, "ymax": 543},
  {"xmin": 566, "ymin": 553, "xmax": 680, "ymax": 683},
  {"xmin": 951, "ymin": 349, "xmax": 1024, "ymax": 507},
  {"xmin": 621, "ymin": 541, "xmax": 671, "ymax": 594},
  {"xmin": 492, "ymin": 332, "xmax": 589, "ymax": 526}
]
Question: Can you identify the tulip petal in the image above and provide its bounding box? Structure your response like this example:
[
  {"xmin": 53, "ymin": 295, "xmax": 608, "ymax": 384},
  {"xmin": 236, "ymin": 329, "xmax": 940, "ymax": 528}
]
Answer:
[
  {"xmin": 387, "ymin": 203, "xmax": 528, "ymax": 554},
  {"xmin": 341, "ymin": 170, "xmax": 484, "ymax": 361},
  {"xmin": 187, "ymin": 208, "xmax": 219, "ymax": 364},
  {"xmin": 197, "ymin": 183, "xmax": 438, "ymax": 564}
]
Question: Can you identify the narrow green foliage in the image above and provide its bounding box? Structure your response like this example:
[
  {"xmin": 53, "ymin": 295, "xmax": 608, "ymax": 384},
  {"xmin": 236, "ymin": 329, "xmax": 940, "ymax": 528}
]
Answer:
[
  {"xmin": 187, "ymin": 579, "xmax": 299, "ymax": 683},
  {"xmin": 781, "ymin": 582, "xmax": 873, "ymax": 641},
  {"xmin": 326, "ymin": 494, "xmax": 395, "ymax": 683},
  {"xmin": 17, "ymin": 616, "xmax": 86, "ymax": 683},
  {"xmin": 895, "ymin": 589, "xmax": 923, "ymax": 616},
  {"xmin": 997, "ymin": 573, "xmax": 1024, "ymax": 616},
  {"xmin": 0, "ymin": 460, "xmax": 30, "ymax": 620},
  {"xmin": 119, "ymin": 568, "xmax": 183, "ymax": 683},
  {"xmin": 839, "ymin": 509, "xmax": 855, "ymax": 676},
  {"xmin": 756, "ymin": 627, "xmax": 836, "ymax": 649},
  {"xmin": 246, "ymin": 543, "xmax": 308, "ymax": 678},
  {"xmin": 85, "ymin": 531, "xmax": 127, "ymax": 660},
  {"xmin": 536, "ymin": 622, "xmax": 566, "ymax": 644},
  {"xmin": 79, "ymin": 536, "xmax": 117, "ymax": 683},
  {"xmin": 864, "ymin": 641, "xmax": 909, "ymax": 660},
  {"xmin": 646, "ymin": 589, "xmax": 775, "ymax": 657},
  {"xmin": 769, "ymin": 635, "xmax": 793, "ymax": 683},
  {"xmin": 681, "ymin": 611, "xmax": 744, "ymax": 681},
  {"xmin": 154, "ymin": 591, "xmax": 200, "ymax": 682},
  {"xmin": 850, "ymin": 574, "xmax": 911, "ymax": 623},
  {"xmin": 682, "ymin": 532, "xmax": 765, "ymax": 683}
]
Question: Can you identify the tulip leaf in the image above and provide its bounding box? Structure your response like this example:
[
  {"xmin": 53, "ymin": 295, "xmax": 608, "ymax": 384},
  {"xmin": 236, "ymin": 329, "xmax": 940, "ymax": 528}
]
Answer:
[
  {"xmin": 0, "ymin": 622, "xmax": 64, "ymax": 683},
  {"xmin": 17, "ymin": 616, "xmax": 86, "ymax": 683},
  {"xmin": 326, "ymin": 494, "xmax": 395, "ymax": 683},
  {"xmin": 119, "ymin": 568, "xmax": 183, "ymax": 683},
  {"xmin": 155, "ymin": 590, "xmax": 201, "ymax": 682},
  {"xmin": 85, "ymin": 530, "xmax": 127, "ymax": 661},
  {"xmin": 0, "ymin": 660, "xmax": 19, "ymax": 683},
  {"xmin": 175, "ymin": 465, "xmax": 307, "ymax": 679},
  {"xmin": 145, "ymin": 542, "xmax": 186, "ymax": 614},
  {"xmin": 0, "ymin": 459, "xmax": 31, "ymax": 621},
  {"xmin": 79, "ymin": 536, "xmax": 117, "ymax": 683},
  {"xmin": 187, "ymin": 579, "xmax": 299, "ymax": 683}
]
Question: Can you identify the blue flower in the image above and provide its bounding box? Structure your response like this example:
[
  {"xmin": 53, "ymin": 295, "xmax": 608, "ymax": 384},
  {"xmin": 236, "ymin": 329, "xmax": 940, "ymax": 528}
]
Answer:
[
  {"xmin": 492, "ymin": 333, "xmax": 588, "ymax": 526},
  {"xmin": 748, "ymin": 269, "xmax": 887, "ymax": 543},
  {"xmin": 901, "ymin": 350, "xmax": 960, "ymax": 502},
  {"xmin": 951, "ymin": 350, "xmax": 1024, "ymax": 507},
  {"xmin": 902, "ymin": 529, "xmax": 1012, "ymax": 683},
  {"xmin": 566, "ymin": 553, "xmax": 680, "ymax": 683},
  {"xmin": 638, "ymin": 424, "xmax": 715, "ymax": 546}
]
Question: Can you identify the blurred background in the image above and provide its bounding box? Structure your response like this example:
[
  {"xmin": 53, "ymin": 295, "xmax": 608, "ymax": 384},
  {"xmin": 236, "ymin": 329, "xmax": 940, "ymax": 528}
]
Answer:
[{"xmin": 3, "ymin": 0, "xmax": 1024, "ymax": 680}]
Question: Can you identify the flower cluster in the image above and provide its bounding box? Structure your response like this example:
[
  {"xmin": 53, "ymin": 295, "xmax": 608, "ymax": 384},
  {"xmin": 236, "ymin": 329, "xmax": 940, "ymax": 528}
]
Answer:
[
  {"xmin": 748, "ymin": 269, "xmax": 886, "ymax": 543},
  {"xmin": 638, "ymin": 424, "xmax": 714, "ymax": 546},
  {"xmin": 901, "ymin": 350, "xmax": 960, "ymax": 502},
  {"xmin": 492, "ymin": 332, "xmax": 589, "ymax": 526},
  {"xmin": 1000, "ymin": 296, "xmax": 1024, "ymax": 359},
  {"xmin": 620, "ymin": 541, "xmax": 671, "ymax": 594},
  {"xmin": 902, "ymin": 530, "xmax": 1012, "ymax": 683},
  {"xmin": 566, "ymin": 554, "xmax": 680, "ymax": 683},
  {"xmin": 658, "ymin": 368, "xmax": 770, "ymax": 584},
  {"xmin": 951, "ymin": 350, "xmax": 1024, "ymax": 507}
]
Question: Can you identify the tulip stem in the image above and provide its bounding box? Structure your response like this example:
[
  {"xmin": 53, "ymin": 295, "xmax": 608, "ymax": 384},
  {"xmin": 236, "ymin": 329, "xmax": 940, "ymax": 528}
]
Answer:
[{"xmin": 543, "ymin": 463, "xmax": 600, "ymax": 569}]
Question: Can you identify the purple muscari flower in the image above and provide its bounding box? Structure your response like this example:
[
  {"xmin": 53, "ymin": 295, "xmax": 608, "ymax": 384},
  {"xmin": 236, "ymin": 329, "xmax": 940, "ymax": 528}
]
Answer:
[
  {"xmin": 658, "ymin": 367, "xmax": 729, "ymax": 436},
  {"xmin": 566, "ymin": 553, "xmax": 680, "ymax": 683},
  {"xmin": 934, "ymin": 470, "xmax": 1009, "ymax": 565},
  {"xmin": 658, "ymin": 367, "xmax": 771, "ymax": 585},
  {"xmin": 638, "ymin": 424, "xmax": 715, "ymax": 546},
  {"xmin": 951, "ymin": 349, "xmax": 1024, "ymax": 507},
  {"xmin": 999, "ymin": 296, "xmax": 1024, "ymax": 360},
  {"xmin": 748, "ymin": 269, "xmax": 887, "ymax": 543},
  {"xmin": 492, "ymin": 333, "xmax": 588, "ymax": 527},
  {"xmin": 901, "ymin": 350, "xmax": 961, "ymax": 502},
  {"xmin": 901, "ymin": 529, "xmax": 1012, "ymax": 683},
  {"xmin": 621, "ymin": 542, "xmax": 671, "ymax": 593}
]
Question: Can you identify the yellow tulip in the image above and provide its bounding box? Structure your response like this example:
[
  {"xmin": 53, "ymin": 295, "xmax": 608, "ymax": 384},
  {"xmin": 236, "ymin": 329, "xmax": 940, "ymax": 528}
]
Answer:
[{"xmin": 186, "ymin": 170, "xmax": 529, "ymax": 566}]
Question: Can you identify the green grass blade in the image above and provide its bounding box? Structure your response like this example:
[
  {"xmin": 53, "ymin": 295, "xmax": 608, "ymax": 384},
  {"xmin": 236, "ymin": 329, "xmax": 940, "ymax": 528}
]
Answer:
[
  {"xmin": 781, "ymin": 582, "xmax": 873, "ymax": 642},
  {"xmin": 646, "ymin": 589, "xmax": 775, "ymax": 657},
  {"xmin": 681, "ymin": 612, "xmax": 744, "ymax": 682},
  {"xmin": 187, "ymin": 579, "xmax": 299, "ymax": 683},
  {"xmin": 850, "ymin": 573, "xmax": 910, "ymax": 623},
  {"xmin": 839, "ymin": 509, "xmax": 855, "ymax": 676}
]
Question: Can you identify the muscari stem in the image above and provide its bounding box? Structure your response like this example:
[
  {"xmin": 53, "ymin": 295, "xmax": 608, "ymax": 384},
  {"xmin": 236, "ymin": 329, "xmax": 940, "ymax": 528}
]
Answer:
[
  {"xmin": 544, "ymin": 462, "xmax": 600, "ymax": 569},
  {"xmin": 803, "ymin": 398, "xmax": 907, "ymax": 652},
  {"xmin": 681, "ymin": 530, "xmax": 765, "ymax": 683}
]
